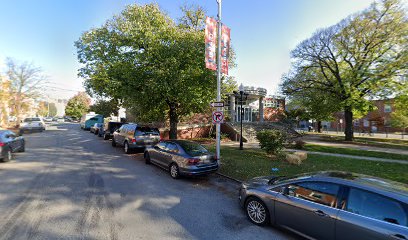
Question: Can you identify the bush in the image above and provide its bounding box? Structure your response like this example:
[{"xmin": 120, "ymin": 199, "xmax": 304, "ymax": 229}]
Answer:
[
  {"xmin": 285, "ymin": 152, "xmax": 308, "ymax": 165},
  {"xmin": 256, "ymin": 130, "xmax": 287, "ymax": 155},
  {"xmin": 294, "ymin": 140, "xmax": 305, "ymax": 149}
]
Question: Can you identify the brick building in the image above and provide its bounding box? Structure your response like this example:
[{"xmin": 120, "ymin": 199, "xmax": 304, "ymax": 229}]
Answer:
[{"xmin": 328, "ymin": 99, "xmax": 401, "ymax": 133}]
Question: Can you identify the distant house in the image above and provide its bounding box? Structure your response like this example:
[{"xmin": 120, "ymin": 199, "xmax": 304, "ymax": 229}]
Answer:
[{"xmin": 327, "ymin": 99, "xmax": 400, "ymax": 133}]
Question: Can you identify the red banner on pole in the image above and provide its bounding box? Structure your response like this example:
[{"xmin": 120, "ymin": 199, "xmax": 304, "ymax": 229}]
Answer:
[
  {"xmin": 205, "ymin": 17, "xmax": 217, "ymax": 71},
  {"xmin": 221, "ymin": 25, "xmax": 230, "ymax": 75}
]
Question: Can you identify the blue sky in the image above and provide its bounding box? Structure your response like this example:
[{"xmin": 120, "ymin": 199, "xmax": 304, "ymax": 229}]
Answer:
[{"xmin": 0, "ymin": 0, "xmax": 389, "ymax": 99}]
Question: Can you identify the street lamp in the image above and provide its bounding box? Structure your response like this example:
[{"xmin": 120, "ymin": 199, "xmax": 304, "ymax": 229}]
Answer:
[{"xmin": 234, "ymin": 84, "xmax": 249, "ymax": 150}]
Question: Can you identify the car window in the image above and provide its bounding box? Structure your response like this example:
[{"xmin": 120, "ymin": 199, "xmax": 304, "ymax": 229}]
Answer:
[
  {"xmin": 118, "ymin": 125, "xmax": 124, "ymax": 133},
  {"xmin": 166, "ymin": 143, "xmax": 179, "ymax": 153},
  {"xmin": 346, "ymin": 188, "xmax": 407, "ymax": 226},
  {"xmin": 136, "ymin": 127, "xmax": 160, "ymax": 136},
  {"xmin": 177, "ymin": 141, "xmax": 209, "ymax": 156},
  {"xmin": 7, "ymin": 131, "xmax": 16, "ymax": 138},
  {"xmin": 89, "ymin": 117, "xmax": 98, "ymax": 121},
  {"xmin": 286, "ymin": 181, "xmax": 340, "ymax": 207},
  {"xmin": 156, "ymin": 142, "xmax": 167, "ymax": 150},
  {"xmin": 24, "ymin": 118, "xmax": 41, "ymax": 122}
]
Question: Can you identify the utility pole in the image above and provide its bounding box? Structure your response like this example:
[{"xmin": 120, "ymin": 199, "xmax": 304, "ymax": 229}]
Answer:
[{"xmin": 216, "ymin": 0, "xmax": 222, "ymax": 162}]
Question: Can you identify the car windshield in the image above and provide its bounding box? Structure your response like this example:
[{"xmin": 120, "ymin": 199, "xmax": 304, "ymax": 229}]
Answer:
[
  {"xmin": 24, "ymin": 118, "xmax": 41, "ymax": 122},
  {"xmin": 177, "ymin": 141, "xmax": 209, "ymax": 157}
]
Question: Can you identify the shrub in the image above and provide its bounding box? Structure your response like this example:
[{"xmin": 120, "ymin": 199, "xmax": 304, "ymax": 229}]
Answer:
[
  {"xmin": 294, "ymin": 140, "xmax": 305, "ymax": 149},
  {"xmin": 285, "ymin": 152, "xmax": 307, "ymax": 165},
  {"xmin": 256, "ymin": 130, "xmax": 287, "ymax": 155}
]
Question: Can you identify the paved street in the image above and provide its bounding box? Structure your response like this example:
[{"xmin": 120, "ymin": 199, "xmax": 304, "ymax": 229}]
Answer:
[{"xmin": 0, "ymin": 123, "xmax": 298, "ymax": 240}]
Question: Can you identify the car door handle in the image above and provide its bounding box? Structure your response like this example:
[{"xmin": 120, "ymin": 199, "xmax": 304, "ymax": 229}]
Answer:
[
  {"xmin": 313, "ymin": 210, "xmax": 327, "ymax": 217},
  {"xmin": 391, "ymin": 234, "xmax": 407, "ymax": 240}
]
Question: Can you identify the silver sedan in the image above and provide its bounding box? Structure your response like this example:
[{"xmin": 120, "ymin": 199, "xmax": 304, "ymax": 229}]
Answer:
[
  {"xmin": 239, "ymin": 171, "xmax": 408, "ymax": 240},
  {"xmin": 144, "ymin": 140, "xmax": 218, "ymax": 179}
]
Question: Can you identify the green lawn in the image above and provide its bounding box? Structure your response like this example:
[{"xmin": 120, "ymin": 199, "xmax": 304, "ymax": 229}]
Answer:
[
  {"xmin": 315, "ymin": 135, "xmax": 408, "ymax": 151},
  {"xmin": 302, "ymin": 144, "xmax": 408, "ymax": 161},
  {"xmin": 206, "ymin": 145, "xmax": 408, "ymax": 184}
]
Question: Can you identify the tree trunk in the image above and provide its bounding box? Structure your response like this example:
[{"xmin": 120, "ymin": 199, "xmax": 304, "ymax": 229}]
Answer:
[
  {"xmin": 169, "ymin": 104, "xmax": 178, "ymax": 139},
  {"xmin": 344, "ymin": 106, "xmax": 353, "ymax": 141},
  {"xmin": 317, "ymin": 121, "xmax": 322, "ymax": 133}
]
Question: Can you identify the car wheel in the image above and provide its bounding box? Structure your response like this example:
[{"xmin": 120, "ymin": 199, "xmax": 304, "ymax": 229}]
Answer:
[
  {"xmin": 112, "ymin": 138, "xmax": 117, "ymax": 147},
  {"xmin": 103, "ymin": 134, "xmax": 109, "ymax": 140},
  {"xmin": 2, "ymin": 149, "xmax": 12, "ymax": 162},
  {"xmin": 144, "ymin": 152, "xmax": 151, "ymax": 164},
  {"xmin": 19, "ymin": 141, "xmax": 25, "ymax": 152},
  {"xmin": 169, "ymin": 163, "xmax": 180, "ymax": 179},
  {"xmin": 124, "ymin": 142, "xmax": 131, "ymax": 154},
  {"xmin": 245, "ymin": 197, "xmax": 270, "ymax": 226}
]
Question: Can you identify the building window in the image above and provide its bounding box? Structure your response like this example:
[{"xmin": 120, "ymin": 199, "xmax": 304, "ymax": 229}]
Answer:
[{"xmin": 384, "ymin": 104, "xmax": 392, "ymax": 113}]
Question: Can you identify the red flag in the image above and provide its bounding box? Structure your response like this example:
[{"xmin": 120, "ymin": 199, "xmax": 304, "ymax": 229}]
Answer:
[
  {"xmin": 205, "ymin": 17, "xmax": 217, "ymax": 71},
  {"xmin": 221, "ymin": 25, "xmax": 230, "ymax": 75}
]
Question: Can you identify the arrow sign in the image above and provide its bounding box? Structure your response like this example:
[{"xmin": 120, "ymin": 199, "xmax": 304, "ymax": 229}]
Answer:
[
  {"xmin": 212, "ymin": 111, "xmax": 224, "ymax": 124},
  {"xmin": 210, "ymin": 102, "xmax": 224, "ymax": 108}
]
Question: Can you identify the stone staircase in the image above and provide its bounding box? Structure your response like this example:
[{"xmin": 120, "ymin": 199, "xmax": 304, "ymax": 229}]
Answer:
[{"xmin": 225, "ymin": 122, "xmax": 301, "ymax": 142}]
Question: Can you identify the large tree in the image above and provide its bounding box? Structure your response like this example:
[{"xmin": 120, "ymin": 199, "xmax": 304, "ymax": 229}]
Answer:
[
  {"xmin": 89, "ymin": 99, "xmax": 119, "ymax": 118},
  {"xmin": 5, "ymin": 58, "xmax": 46, "ymax": 125},
  {"xmin": 75, "ymin": 4, "xmax": 230, "ymax": 139},
  {"xmin": 281, "ymin": 0, "xmax": 407, "ymax": 141},
  {"xmin": 65, "ymin": 92, "xmax": 91, "ymax": 119}
]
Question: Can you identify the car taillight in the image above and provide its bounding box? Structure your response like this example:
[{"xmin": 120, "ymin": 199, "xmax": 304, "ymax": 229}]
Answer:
[
  {"xmin": 187, "ymin": 158, "xmax": 200, "ymax": 165},
  {"xmin": 0, "ymin": 142, "xmax": 5, "ymax": 147},
  {"xmin": 131, "ymin": 139, "xmax": 136, "ymax": 143}
]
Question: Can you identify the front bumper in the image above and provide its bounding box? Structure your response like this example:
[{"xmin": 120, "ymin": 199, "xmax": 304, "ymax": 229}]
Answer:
[{"xmin": 238, "ymin": 185, "xmax": 248, "ymax": 208}]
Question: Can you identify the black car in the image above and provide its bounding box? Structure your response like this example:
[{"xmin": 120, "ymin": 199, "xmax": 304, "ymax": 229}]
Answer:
[
  {"xmin": 0, "ymin": 130, "xmax": 25, "ymax": 162},
  {"xmin": 102, "ymin": 122, "xmax": 125, "ymax": 140},
  {"xmin": 112, "ymin": 123, "xmax": 160, "ymax": 153},
  {"xmin": 239, "ymin": 171, "xmax": 408, "ymax": 240}
]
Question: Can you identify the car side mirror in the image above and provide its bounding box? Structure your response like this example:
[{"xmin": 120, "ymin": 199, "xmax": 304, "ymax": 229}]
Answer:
[{"xmin": 281, "ymin": 187, "xmax": 290, "ymax": 195}]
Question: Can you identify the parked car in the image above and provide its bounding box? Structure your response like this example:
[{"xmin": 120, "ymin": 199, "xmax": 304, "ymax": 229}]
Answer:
[
  {"xmin": 144, "ymin": 140, "xmax": 218, "ymax": 179},
  {"xmin": 19, "ymin": 117, "xmax": 46, "ymax": 134},
  {"xmin": 239, "ymin": 171, "xmax": 408, "ymax": 240},
  {"xmin": 80, "ymin": 113, "xmax": 103, "ymax": 130},
  {"xmin": 57, "ymin": 117, "xmax": 65, "ymax": 123},
  {"xmin": 90, "ymin": 123, "xmax": 103, "ymax": 135},
  {"xmin": 101, "ymin": 122, "xmax": 125, "ymax": 139},
  {"xmin": 0, "ymin": 130, "xmax": 25, "ymax": 162},
  {"xmin": 43, "ymin": 117, "xmax": 53, "ymax": 122},
  {"xmin": 112, "ymin": 123, "xmax": 160, "ymax": 154}
]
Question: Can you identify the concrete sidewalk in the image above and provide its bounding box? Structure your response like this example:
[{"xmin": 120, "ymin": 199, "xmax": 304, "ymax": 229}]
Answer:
[{"xmin": 221, "ymin": 141, "xmax": 408, "ymax": 164}]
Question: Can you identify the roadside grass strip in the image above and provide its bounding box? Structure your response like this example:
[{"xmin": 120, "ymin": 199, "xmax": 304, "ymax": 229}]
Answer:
[{"xmin": 207, "ymin": 145, "xmax": 408, "ymax": 184}]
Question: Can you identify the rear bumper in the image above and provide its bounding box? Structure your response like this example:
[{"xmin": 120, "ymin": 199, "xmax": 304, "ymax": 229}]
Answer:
[
  {"xmin": 179, "ymin": 164, "xmax": 219, "ymax": 176},
  {"xmin": 20, "ymin": 127, "xmax": 44, "ymax": 131},
  {"xmin": 129, "ymin": 142, "xmax": 159, "ymax": 149}
]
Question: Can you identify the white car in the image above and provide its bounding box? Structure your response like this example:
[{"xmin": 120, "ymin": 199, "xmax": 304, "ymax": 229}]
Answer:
[
  {"xmin": 19, "ymin": 117, "xmax": 46, "ymax": 133},
  {"xmin": 43, "ymin": 117, "xmax": 53, "ymax": 122}
]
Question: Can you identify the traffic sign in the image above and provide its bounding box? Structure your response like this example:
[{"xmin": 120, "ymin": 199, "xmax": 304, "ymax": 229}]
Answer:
[
  {"xmin": 212, "ymin": 111, "xmax": 224, "ymax": 124},
  {"xmin": 210, "ymin": 101, "xmax": 224, "ymax": 108}
]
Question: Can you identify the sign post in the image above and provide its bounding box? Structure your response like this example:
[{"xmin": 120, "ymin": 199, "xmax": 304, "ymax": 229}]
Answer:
[{"xmin": 216, "ymin": 0, "xmax": 222, "ymax": 163}]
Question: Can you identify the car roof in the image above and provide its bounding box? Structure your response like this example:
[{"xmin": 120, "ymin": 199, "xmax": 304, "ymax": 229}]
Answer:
[{"xmin": 278, "ymin": 171, "xmax": 408, "ymax": 199}]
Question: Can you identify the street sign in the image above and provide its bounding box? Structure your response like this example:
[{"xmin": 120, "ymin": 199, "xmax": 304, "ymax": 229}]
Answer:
[
  {"xmin": 210, "ymin": 101, "xmax": 224, "ymax": 108},
  {"xmin": 212, "ymin": 111, "xmax": 224, "ymax": 124}
]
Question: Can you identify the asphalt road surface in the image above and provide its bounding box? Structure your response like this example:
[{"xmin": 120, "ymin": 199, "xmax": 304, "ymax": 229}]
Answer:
[{"xmin": 0, "ymin": 123, "xmax": 300, "ymax": 240}]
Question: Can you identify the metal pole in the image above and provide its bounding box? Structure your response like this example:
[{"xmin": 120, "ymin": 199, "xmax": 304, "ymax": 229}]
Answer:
[
  {"xmin": 216, "ymin": 0, "xmax": 222, "ymax": 161},
  {"xmin": 240, "ymin": 91, "xmax": 243, "ymax": 150}
]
